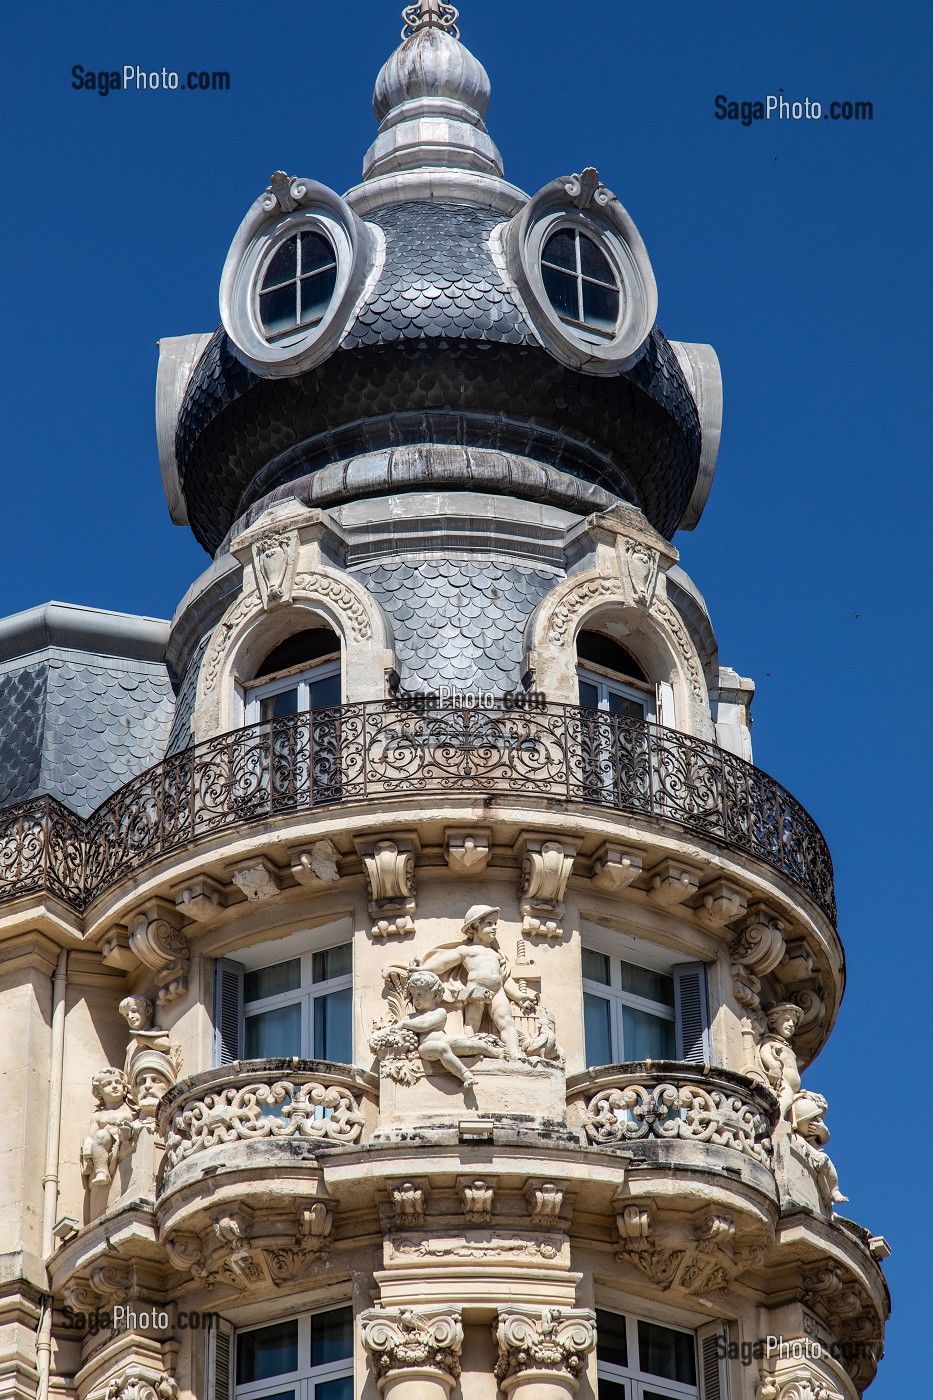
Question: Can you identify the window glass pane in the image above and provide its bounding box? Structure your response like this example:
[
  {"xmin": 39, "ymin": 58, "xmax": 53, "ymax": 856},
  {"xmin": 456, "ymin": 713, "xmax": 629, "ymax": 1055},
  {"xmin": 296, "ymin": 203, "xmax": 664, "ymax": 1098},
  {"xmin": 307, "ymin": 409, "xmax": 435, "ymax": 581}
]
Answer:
[
  {"xmin": 259, "ymin": 284, "xmax": 298, "ymax": 336},
  {"xmin": 637, "ymin": 1320, "xmax": 697, "ymax": 1384},
  {"xmin": 596, "ymin": 1381, "xmax": 627, "ymax": 1400},
  {"xmin": 581, "ymin": 278, "xmax": 620, "ymax": 332},
  {"xmin": 315, "ymin": 1380, "xmax": 352, "ymax": 1400},
  {"xmin": 542, "ymin": 264, "xmax": 578, "ymax": 321},
  {"xmin": 606, "ymin": 691, "xmax": 646, "ymax": 722},
  {"xmin": 620, "ymin": 1005, "xmax": 675, "ymax": 1061},
  {"xmin": 309, "ymin": 672, "xmax": 341, "ymax": 709},
  {"xmin": 260, "ymin": 687, "xmax": 301, "ymax": 721},
  {"xmin": 236, "ymin": 1321, "xmax": 299, "ymax": 1384},
  {"xmin": 300, "ymin": 266, "xmax": 337, "ymax": 325},
  {"xmin": 596, "ymin": 1310, "xmax": 629, "ymax": 1368},
  {"xmin": 262, "ymin": 238, "xmax": 297, "ymax": 287},
  {"xmin": 618, "ymin": 962, "xmax": 675, "ymax": 1008},
  {"xmin": 300, "ymin": 231, "xmax": 336, "ymax": 273},
  {"xmin": 542, "ymin": 229, "xmax": 577, "ymax": 271},
  {"xmin": 245, "ymin": 1002, "xmax": 302, "ymax": 1058},
  {"xmin": 584, "ymin": 992, "xmax": 613, "ymax": 1068},
  {"xmin": 582, "ymin": 949, "xmax": 611, "ymax": 985},
  {"xmin": 313, "ymin": 987, "xmax": 352, "ymax": 1063},
  {"xmin": 309, "ymin": 1307, "xmax": 354, "ymax": 1367},
  {"xmin": 578, "ymin": 233, "xmax": 616, "ymax": 284},
  {"xmin": 245, "ymin": 959, "xmax": 301, "ymax": 1003},
  {"xmin": 312, "ymin": 944, "xmax": 352, "ymax": 984},
  {"xmin": 578, "ymin": 679, "xmax": 600, "ymax": 710}
]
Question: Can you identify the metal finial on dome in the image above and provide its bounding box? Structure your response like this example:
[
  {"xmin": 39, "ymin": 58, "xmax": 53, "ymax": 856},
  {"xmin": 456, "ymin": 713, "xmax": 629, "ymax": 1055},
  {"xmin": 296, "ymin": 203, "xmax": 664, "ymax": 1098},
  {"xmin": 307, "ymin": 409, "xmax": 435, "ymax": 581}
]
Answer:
[{"xmin": 401, "ymin": 0, "xmax": 460, "ymax": 40}]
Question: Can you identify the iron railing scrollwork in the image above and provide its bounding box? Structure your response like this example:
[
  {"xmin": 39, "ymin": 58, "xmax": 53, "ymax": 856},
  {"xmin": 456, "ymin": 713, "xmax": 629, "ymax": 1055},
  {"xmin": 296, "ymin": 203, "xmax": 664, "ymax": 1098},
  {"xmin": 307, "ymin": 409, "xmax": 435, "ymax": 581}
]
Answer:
[{"xmin": 0, "ymin": 702, "xmax": 836, "ymax": 921}]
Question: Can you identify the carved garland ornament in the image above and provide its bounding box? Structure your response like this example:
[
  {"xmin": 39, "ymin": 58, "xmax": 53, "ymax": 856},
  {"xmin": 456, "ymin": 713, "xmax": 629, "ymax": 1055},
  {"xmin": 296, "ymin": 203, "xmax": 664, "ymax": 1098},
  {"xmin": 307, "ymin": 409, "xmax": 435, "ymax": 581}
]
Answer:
[
  {"xmin": 361, "ymin": 1306, "xmax": 464, "ymax": 1381},
  {"xmin": 494, "ymin": 1306, "xmax": 597, "ymax": 1383}
]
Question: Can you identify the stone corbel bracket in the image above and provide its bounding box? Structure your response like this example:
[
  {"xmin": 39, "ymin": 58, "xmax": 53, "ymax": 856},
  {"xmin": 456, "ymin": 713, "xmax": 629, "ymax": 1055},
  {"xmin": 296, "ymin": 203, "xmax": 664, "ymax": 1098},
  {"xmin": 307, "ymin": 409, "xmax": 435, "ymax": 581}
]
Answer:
[
  {"xmin": 524, "ymin": 1179, "xmax": 571, "ymax": 1229},
  {"xmin": 494, "ymin": 1305, "xmax": 597, "ymax": 1391},
  {"xmin": 445, "ymin": 827, "xmax": 491, "ymax": 876},
  {"xmin": 591, "ymin": 843, "xmax": 643, "ymax": 893},
  {"xmin": 730, "ymin": 904, "xmax": 788, "ymax": 1021},
  {"xmin": 361, "ymin": 1306, "xmax": 464, "ymax": 1391},
  {"xmin": 291, "ymin": 838, "xmax": 342, "ymax": 888},
  {"xmin": 228, "ymin": 857, "xmax": 283, "ymax": 903},
  {"xmin": 647, "ymin": 857, "xmax": 703, "ymax": 907},
  {"xmin": 695, "ymin": 877, "xmax": 748, "ymax": 929},
  {"xmin": 516, "ymin": 835, "xmax": 578, "ymax": 938},
  {"xmin": 126, "ymin": 903, "xmax": 190, "ymax": 1005},
  {"xmin": 357, "ymin": 834, "xmax": 418, "ymax": 938},
  {"xmin": 173, "ymin": 875, "xmax": 227, "ymax": 923},
  {"xmin": 457, "ymin": 1176, "xmax": 496, "ymax": 1224},
  {"xmin": 614, "ymin": 1199, "xmax": 767, "ymax": 1296}
]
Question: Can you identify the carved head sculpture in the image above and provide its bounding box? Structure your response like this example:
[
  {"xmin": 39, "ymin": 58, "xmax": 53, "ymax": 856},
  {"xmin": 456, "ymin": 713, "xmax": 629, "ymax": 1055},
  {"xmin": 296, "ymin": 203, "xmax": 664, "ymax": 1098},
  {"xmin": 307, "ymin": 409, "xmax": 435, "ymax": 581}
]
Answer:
[
  {"xmin": 406, "ymin": 967, "xmax": 447, "ymax": 1011},
  {"xmin": 130, "ymin": 1050, "xmax": 176, "ymax": 1118},
  {"xmin": 119, "ymin": 995, "xmax": 155, "ymax": 1033},
  {"xmin": 91, "ymin": 1068, "xmax": 134, "ymax": 1111},
  {"xmin": 765, "ymin": 1002, "xmax": 804, "ymax": 1042},
  {"xmin": 791, "ymin": 1090, "xmax": 831, "ymax": 1146},
  {"xmin": 462, "ymin": 905, "xmax": 500, "ymax": 944}
]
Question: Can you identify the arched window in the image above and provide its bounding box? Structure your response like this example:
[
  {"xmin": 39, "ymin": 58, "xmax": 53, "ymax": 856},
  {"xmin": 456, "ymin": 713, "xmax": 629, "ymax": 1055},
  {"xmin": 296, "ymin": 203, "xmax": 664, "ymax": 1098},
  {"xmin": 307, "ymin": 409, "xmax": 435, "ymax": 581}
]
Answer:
[
  {"xmin": 244, "ymin": 627, "xmax": 341, "ymax": 723},
  {"xmin": 541, "ymin": 226, "xmax": 621, "ymax": 340},
  {"xmin": 257, "ymin": 230, "xmax": 338, "ymax": 341},
  {"xmin": 576, "ymin": 629, "xmax": 655, "ymax": 722}
]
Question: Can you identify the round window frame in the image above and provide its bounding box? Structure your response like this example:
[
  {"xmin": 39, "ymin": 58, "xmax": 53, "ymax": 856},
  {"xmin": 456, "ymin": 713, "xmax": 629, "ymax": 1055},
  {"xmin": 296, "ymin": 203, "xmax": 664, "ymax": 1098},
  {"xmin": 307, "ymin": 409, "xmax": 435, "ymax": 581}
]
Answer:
[
  {"xmin": 220, "ymin": 177, "xmax": 382, "ymax": 378},
  {"xmin": 504, "ymin": 176, "xmax": 658, "ymax": 375}
]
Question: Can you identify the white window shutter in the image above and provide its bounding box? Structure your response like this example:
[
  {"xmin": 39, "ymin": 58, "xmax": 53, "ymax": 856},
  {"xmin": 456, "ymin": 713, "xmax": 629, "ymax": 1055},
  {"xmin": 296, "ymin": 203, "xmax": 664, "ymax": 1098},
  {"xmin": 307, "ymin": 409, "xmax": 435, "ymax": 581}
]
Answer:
[
  {"xmin": 696, "ymin": 1320, "xmax": 731, "ymax": 1400},
  {"xmin": 206, "ymin": 1317, "xmax": 235, "ymax": 1400},
  {"xmin": 213, "ymin": 958, "xmax": 244, "ymax": 1066},
  {"xmin": 657, "ymin": 680, "xmax": 675, "ymax": 727},
  {"xmin": 673, "ymin": 961, "xmax": 711, "ymax": 1063}
]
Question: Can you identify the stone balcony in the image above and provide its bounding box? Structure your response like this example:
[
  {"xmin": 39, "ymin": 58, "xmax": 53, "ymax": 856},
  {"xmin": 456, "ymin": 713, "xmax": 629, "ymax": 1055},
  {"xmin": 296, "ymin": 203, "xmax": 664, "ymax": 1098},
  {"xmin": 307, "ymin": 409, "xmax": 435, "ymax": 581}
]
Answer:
[{"xmin": 0, "ymin": 702, "xmax": 836, "ymax": 921}]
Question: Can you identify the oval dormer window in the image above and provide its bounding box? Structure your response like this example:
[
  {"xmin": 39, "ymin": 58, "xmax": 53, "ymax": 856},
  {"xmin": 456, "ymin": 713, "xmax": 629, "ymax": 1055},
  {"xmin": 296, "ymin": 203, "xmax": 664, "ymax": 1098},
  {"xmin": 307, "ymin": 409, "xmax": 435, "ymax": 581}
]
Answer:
[
  {"xmin": 540, "ymin": 227, "xmax": 621, "ymax": 341},
  {"xmin": 257, "ymin": 231, "xmax": 339, "ymax": 341}
]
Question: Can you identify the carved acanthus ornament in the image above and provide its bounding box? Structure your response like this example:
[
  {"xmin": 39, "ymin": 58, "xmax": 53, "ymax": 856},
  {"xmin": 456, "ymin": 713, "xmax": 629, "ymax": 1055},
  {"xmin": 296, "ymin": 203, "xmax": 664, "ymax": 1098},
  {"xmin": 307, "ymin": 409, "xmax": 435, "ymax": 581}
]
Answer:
[
  {"xmin": 358, "ymin": 837, "xmax": 417, "ymax": 938},
  {"xmin": 127, "ymin": 906, "xmax": 190, "ymax": 1004},
  {"xmin": 518, "ymin": 837, "xmax": 577, "ymax": 937},
  {"xmin": 104, "ymin": 1374, "xmax": 178, "ymax": 1400},
  {"xmin": 361, "ymin": 1306, "xmax": 464, "ymax": 1384},
  {"xmin": 758, "ymin": 1376, "xmax": 844, "ymax": 1400},
  {"xmin": 546, "ymin": 577, "xmax": 617, "ymax": 645},
  {"xmin": 494, "ymin": 1306, "xmax": 597, "ymax": 1384},
  {"xmin": 615, "ymin": 1204, "xmax": 765, "ymax": 1296},
  {"xmin": 165, "ymin": 1200, "xmax": 334, "ymax": 1291},
  {"xmin": 251, "ymin": 528, "xmax": 299, "ymax": 609}
]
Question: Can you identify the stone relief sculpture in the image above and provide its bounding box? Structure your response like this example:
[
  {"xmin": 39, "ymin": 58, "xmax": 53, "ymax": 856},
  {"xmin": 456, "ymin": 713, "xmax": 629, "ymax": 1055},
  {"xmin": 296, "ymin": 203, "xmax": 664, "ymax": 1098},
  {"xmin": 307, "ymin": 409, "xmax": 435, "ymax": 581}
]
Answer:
[
  {"xmin": 80, "ymin": 1069, "xmax": 142, "ymax": 1187},
  {"xmin": 755, "ymin": 1003, "xmax": 846, "ymax": 1207},
  {"xmin": 119, "ymin": 994, "xmax": 181, "ymax": 1122},
  {"xmin": 371, "ymin": 966, "xmax": 507, "ymax": 1088}
]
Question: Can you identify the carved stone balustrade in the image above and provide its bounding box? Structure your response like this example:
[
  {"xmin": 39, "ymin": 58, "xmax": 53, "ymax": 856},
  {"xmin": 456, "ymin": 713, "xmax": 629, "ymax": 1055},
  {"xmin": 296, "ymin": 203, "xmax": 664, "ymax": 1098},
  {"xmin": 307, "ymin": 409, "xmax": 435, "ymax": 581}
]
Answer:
[
  {"xmin": 157, "ymin": 1059, "xmax": 379, "ymax": 1177},
  {"xmin": 567, "ymin": 1061, "xmax": 778, "ymax": 1168},
  {"xmin": 0, "ymin": 703, "xmax": 836, "ymax": 921}
]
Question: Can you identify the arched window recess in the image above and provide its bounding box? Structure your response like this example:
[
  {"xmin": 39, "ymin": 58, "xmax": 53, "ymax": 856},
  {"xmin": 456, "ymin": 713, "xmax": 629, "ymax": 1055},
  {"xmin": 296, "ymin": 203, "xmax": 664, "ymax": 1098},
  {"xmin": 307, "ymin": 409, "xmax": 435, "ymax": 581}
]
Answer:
[
  {"xmin": 576, "ymin": 629, "xmax": 657, "ymax": 724},
  {"xmin": 242, "ymin": 626, "xmax": 341, "ymax": 724}
]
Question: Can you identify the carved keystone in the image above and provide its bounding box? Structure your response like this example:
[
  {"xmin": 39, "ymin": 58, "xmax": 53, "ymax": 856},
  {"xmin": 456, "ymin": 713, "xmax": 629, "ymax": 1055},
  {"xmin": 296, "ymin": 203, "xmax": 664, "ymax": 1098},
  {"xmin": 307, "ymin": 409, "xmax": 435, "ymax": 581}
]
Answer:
[
  {"xmin": 127, "ymin": 903, "xmax": 189, "ymax": 1004},
  {"xmin": 445, "ymin": 828, "xmax": 491, "ymax": 876},
  {"xmin": 494, "ymin": 1306, "xmax": 597, "ymax": 1386},
  {"xmin": 516, "ymin": 835, "xmax": 578, "ymax": 938},
  {"xmin": 356, "ymin": 835, "xmax": 418, "ymax": 938},
  {"xmin": 647, "ymin": 858, "xmax": 701, "ymax": 906},
  {"xmin": 291, "ymin": 839, "xmax": 341, "ymax": 888},
  {"xmin": 229, "ymin": 858, "xmax": 283, "ymax": 903},
  {"xmin": 696, "ymin": 878, "xmax": 747, "ymax": 929},
  {"xmin": 174, "ymin": 875, "xmax": 226, "ymax": 922},
  {"xmin": 591, "ymin": 844, "xmax": 643, "ymax": 893},
  {"xmin": 361, "ymin": 1306, "xmax": 463, "ymax": 1389}
]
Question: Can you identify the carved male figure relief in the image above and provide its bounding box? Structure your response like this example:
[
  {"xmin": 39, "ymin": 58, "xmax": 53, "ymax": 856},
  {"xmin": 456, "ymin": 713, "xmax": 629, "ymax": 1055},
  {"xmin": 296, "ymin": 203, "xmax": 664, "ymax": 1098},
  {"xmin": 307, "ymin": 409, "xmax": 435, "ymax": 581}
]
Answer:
[{"xmin": 80, "ymin": 1069, "xmax": 141, "ymax": 1187}]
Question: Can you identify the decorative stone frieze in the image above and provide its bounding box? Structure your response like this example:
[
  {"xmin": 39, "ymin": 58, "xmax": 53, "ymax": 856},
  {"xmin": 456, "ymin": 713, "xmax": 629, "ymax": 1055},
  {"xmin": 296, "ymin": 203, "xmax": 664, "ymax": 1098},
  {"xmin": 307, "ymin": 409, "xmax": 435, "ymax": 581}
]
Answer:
[
  {"xmin": 590, "ymin": 843, "xmax": 642, "ymax": 892},
  {"xmin": 229, "ymin": 857, "xmax": 282, "ymax": 902},
  {"xmin": 444, "ymin": 827, "xmax": 491, "ymax": 875},
  {"xmin": 493, "ymin": 1306, "xmax": 597, "ymax": 1385},
  {"xmin": 361, "ymin": 1306, "xmax": 464, "ymax": 1386},
  {"xmin": 517, "ymin": 836, "xmax": 577, "ymax": 937},
  {"xmin": 357, "ymin": 835, "xmax": 417, "ymax": 938},
  {"xmin": 291, "ymin": 838, "xmax": 341, "ymax": 887},
  {"xmin": 127, "ymin": 904, "xmax": 190, "ymax": 1004}
]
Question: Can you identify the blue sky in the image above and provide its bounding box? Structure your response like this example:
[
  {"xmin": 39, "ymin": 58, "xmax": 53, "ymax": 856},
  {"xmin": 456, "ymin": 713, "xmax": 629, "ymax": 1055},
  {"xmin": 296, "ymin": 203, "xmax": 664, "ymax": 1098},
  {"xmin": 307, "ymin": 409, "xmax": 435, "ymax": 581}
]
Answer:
[{"xmin": 3, "ymin": 0, "xmax": 930, "ymax": 1389}]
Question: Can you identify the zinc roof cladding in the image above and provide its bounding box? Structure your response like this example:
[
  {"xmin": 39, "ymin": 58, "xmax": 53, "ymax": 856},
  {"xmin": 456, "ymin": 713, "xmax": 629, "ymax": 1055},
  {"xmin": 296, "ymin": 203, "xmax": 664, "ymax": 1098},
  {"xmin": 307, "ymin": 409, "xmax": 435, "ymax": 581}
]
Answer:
[
  {"xmin": 0, "ymin": 652, "xmax": 176, "ymax": 817},
  {"xmin": 358, "ymin": 558, "xmax": 558, "ymax": 694}
]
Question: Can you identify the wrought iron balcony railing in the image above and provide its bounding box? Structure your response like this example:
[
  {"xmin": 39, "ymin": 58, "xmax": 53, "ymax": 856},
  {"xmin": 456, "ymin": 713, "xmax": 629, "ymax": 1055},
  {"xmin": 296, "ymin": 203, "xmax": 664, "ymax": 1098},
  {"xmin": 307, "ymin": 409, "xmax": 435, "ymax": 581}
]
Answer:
[{"xmin": 0, "ymin": 702, "xmax": 835, "ymax": 919}]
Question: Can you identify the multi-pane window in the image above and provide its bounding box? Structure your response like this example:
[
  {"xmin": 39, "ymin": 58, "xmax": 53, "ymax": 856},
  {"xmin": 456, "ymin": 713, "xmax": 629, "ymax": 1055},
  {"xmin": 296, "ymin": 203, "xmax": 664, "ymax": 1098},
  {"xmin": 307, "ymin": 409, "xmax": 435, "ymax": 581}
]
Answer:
[
  {"xmin": 245, "ymin": 661, "xmax": 341, "ymax": 724},
  {"xmin": 596, "ymin": 1309, "xmax": 698, "ymax": 1400},
  {"xmin": 244, "ymin": 945, "xmax": 352, "ymax": 1063},
  {"xmin": 236, "ymin": 1308, "xmax": 352, "ymax": 1400},
  {"xmin": 583, "ymin": 950, "xmax": 676, "ymax": 1067},
  {"xmin": 541, "ymin": 227, "xmax": 621, "ymax": 339},
  {"xmin": 258, "ymin": 231, "xmax": 338, "ymax": 340},
  {"xmin": 578, "ymin": 667, "xmax": 655, "ymax": 724}
]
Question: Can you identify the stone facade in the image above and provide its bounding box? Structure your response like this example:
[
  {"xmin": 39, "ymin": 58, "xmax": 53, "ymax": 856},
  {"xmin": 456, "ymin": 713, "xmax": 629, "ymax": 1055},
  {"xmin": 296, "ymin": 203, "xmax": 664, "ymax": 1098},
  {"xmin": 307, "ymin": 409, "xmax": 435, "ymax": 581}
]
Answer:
[{"xmin": 0, "ymin": 7, "xmax": 888, "ymax": 1400}]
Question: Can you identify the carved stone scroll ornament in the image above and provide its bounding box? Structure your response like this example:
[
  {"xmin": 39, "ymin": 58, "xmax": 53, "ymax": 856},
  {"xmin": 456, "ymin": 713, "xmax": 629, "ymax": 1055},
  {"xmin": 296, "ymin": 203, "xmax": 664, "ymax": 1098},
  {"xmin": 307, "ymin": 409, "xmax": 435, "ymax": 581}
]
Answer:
[
  {"xmin": 623, "ymin": 538, "xmax": 660, "ymax": 607},
  {"xmin": 105, "ymin": 1374, "xmax": 179, "ymax": 1400},
  {"xmin": 518, "ymin": 838, "xmax": 577, "ymax": 938},
  {"xmin": 361, "ymin": 1306, "xmax": 464, "ymax": 1386},
  {"xmin": 80, "ymin": 1069, "xmax": 143, "ymax": 1187},
  {"xmin": 564, "ymin": 168, "xmax": 614, "ymax": 210},
  {"xmin": 615, "ymin": 1204, "xmax": 764, "ymax": 1296},
  {"xmin": 758, "ymin": 1373, "xmax": 844, "ymax": 1400},
  {"xmin": 127, "ymin": 907, "xmax": 190, "ymax": 1005},
  {"xmin": 251, "ymin": 528, "xmax": 298, "ymax": 609},
  {"xmin": 581, "ymin": 1075, "xmax": 773, "ymax": 1165},
  {"xmin": 494, "ymin": 1306, "xmax": 597, "ymax": 1385},
  {"xmin": 359, "ymin": 838, "xmax": 417, "ymax": 938}
]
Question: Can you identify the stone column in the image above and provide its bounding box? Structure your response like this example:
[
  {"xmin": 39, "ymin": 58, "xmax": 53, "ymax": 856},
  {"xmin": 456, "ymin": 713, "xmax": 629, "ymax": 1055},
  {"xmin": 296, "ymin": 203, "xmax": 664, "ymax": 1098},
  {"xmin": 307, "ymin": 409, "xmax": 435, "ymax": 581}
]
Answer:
[
  {"xmin": 494, "ymin": 1307, "xmax": 597, "ymax": 1400},
  {"xmin": 361, "ymin": 1307, "xmax": 463, "ymax": 1400}
]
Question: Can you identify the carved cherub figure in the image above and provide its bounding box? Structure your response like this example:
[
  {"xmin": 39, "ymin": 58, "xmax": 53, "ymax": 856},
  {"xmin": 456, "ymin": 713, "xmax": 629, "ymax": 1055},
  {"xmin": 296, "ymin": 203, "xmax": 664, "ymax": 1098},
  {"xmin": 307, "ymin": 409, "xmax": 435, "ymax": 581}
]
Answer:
[
  {"xmin": 756, "ymin": 1002, "xmax": 804, "ymax": 1117},
  {"xmin": 80, "ymin": 1069, "xmax": 141, "ymax": 1186},
  {"xmin": 791, "ymin": 1090, "xmax": 848, "ymax": 1205},
  {"xmin": 396, "ymin": 968, "xmax": 506, "ymax": 1088},
  {"xmin": 421, "ymin": 906, "xmax": 538, "ymax": 1059}
]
